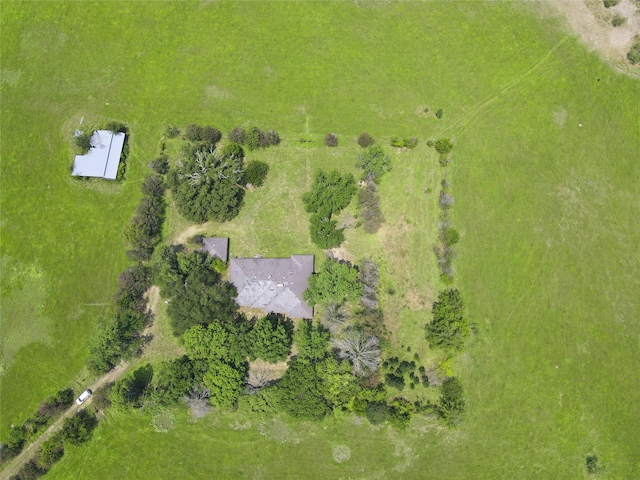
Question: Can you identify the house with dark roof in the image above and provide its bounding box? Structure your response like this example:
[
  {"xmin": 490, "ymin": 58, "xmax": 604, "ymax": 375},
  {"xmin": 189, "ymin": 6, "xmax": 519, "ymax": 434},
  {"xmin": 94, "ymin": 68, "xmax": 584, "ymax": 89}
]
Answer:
[
  {"xmin": 201, "ymin": 237, "xmax": 229, "ymax": 262},
  {"xmin": 229, "ymin": 255, "xmax": 314, "ymax": 318},
  {"xmin": 71, "ymin": 130, "xmax": 125, "ymax": 180}
]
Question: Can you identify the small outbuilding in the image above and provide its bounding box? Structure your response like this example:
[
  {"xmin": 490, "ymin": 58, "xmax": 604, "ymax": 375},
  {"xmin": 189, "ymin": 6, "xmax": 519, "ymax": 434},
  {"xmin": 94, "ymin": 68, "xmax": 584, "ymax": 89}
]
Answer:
[
  {"xmin": 201, "ymin": 237, "xmax": 229, "ymax": 262},
  {"xmin": 71, "ymin": 130, "xmax": 125, "ymax": 180}
]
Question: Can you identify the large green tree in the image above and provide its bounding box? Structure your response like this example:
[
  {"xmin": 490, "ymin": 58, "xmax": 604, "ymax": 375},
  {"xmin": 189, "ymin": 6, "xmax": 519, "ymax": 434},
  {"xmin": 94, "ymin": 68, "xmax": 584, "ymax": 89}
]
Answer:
[
  {"xmin": 275, "ymin": 359, "xmax": 329, "ymax": 420},
  {"xmin": 425, "ymin": 289, "xmax": 469, "ymax": 352},
  {"xmin": 167, "ymin": 268, "xmax": 238, "ymax": 336},
  {"xmin": 249, "ymin": 314, "xmax": 293, "ymax": 363},
  {"xmin": 302, "ymin": 170, "xmax": 356, "ymax": 218},
  {"xmin": 203, "ymin": 360, "xmax": 246, "ymax": 409},
  {"xmin": 294, "ymin": 320, "xmax": 330, "ymax": 363},
  {"xmin": 168, "ymin": 145, "xmax": 245, "ymax": 223},
  {"xmin": 356, "ymin": 144, "xmax": 391, "ymax": 181},
  {"xmin": 303, "ymin": 259, "xmax": 363, "ymax": 305},
  {"xmin": 183, "ymin": 320, "xmax": 251, "ymax": 367}
]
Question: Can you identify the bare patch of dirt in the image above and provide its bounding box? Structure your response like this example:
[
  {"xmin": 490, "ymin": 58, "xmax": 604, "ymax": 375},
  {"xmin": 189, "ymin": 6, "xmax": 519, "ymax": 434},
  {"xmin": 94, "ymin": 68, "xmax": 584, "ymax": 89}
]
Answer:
[
  {"xmin": 533, "ymin": 0, "xmax": 640, "ymax": 76},
  {"xmin": 172, "ymin": 223, "xmax": 212, "ymax": 245},
  {"xmin": 327, "ymin": 246, "xmax": 355, "ymax": 264}
]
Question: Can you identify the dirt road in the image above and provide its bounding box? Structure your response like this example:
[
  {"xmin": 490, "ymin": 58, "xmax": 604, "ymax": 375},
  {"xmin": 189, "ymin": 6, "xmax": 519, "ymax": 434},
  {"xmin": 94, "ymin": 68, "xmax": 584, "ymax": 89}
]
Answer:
[{"xmin": 0, "ymin": 363, "xmax": 126, "ymax": 480}]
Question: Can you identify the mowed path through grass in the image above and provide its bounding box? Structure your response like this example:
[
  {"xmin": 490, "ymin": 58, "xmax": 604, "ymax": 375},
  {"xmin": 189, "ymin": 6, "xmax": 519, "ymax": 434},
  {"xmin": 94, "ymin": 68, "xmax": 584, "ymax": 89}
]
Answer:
[{"xmin": 1, "ymin": 1, "xmax": 639, "ymax": 478}]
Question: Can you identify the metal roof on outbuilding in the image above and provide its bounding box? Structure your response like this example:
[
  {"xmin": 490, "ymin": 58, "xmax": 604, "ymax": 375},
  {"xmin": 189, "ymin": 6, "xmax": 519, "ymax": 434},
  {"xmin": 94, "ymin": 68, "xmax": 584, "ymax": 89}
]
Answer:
[{"xmin": 72, "ymin": 130, "xmax": 125, "ymax": 180}]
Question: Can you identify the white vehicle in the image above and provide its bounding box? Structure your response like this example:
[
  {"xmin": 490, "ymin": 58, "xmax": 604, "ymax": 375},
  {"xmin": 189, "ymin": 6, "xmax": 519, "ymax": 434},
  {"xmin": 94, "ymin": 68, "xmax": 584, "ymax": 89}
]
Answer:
[{"xmin": 75, "ymin": 389, "xmax": 92, "ymax": 405}]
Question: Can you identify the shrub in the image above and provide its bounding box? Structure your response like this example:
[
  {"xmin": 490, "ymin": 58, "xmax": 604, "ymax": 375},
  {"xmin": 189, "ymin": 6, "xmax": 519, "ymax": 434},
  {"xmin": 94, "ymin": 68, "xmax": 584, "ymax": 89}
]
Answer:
[
  {"xmin": 389, "ymin": 398, "xmax": 413, "ymax": 429},
  {"xmin": 390, "ymin": 136, "xmax": 418, "ymax": 149},
  {"xmin": 244, "ymin": 127, "xmax": 262, "ymax": 151},
  {"xmin": 438, "ymin": 377, "xmax": 465, "ymax": 426},
  {"xmin": 628, "ymin": 37, "xmax": 640, "ymax": 64},
  {"xmin": 434, "ymin": 138, "xmax": 454, "ymax": 155},
  {"xmin": 60, "ymin": 410, "xmax": 97, "ymax": 445},
  {"xmin": 426, "ymin": 289, "xmax": 469, "ymax": 352},
  {"xmin": 74, "ymin": 131, "xmax": 93, "ymax": 154},
  {"xmin": 149, "ymin": 155, "xmax": 169, "ymax": 174},
  {"xmin": 16, "ymin": 459, "xmax": 46, "ymax": 480},
  {"xmin": 185, "ymin": 124, "xmax": 203, "ymax": 142},
  {"xmin": 221, "ymin": 142, "xmax": 245, "ymax": 160},
  {"xmin": 586, "ymin": 454, "xmax": 605, "ymax": 475},
  {"xmin": 228, "ymin": 127, "xmax": 246, "ymax": 144},
  {"xmin": 104, "ymin": 121, "xmax": 127, "ymax": 133},
  {"xmin": 304, "ymin": 258, "xmax": 363, "ymax": 305},
  {"xmin": 611, "ymin": 12, "xmax": 626, "ymax": 26},
  {"xmin": 442, "ymin": 227, "xmax": 460, "ymax": 246},
  {"xmin": 603, "ymin": 0, "xmax": 619, "ymax": 7},
  {"xmin": 38, "ymin": 389, "xmax": 74, "ymax": 419},
  {"xmin": 140, "ymin": 174, "xmax": 166, "ymax": 197},
  {"xmin": 324, "ymin": 133, "xmax": 338, "ymax": 147},
  {"xmin": 201, "ymin": 125, "xmax": 222, "ymax": 145},
  {"xmin": 357, "ymin": 133, "xmax": 375, "ymax": 148},
  {"xmin": 92, "ymin": 384, "xmax": 113, "ymax": 411},
  {"xmin": 365, "ymin": 401, "xmax": 389, "ymax": 424},
  {"xmin": 165, "ymin": 124, "xmax": 180, "ymax": 138},
  {"xmin": 302, "ymin": 170, "xmax": 357, "ymax": 218},
  {"xmin": 435, "ymin": 108, "xmax": 443, "ymax": 119},
  {"xmin": 244, "ymin": 160, "xmax": 269, "ymax": 187},
  {"xmin": 385, "ymin": 373, "xmax": 405, "ymax": 390},
  {"xmin": 262, "ymin": 129, "xmax": 280, "ymax": 147},
  {"xmin": 249, "ymin": 313, "xmax": 293, "ymax": 363},
  {"xmin": 37, "ymin": 435, "xmax": 64, "ymax": 468}
]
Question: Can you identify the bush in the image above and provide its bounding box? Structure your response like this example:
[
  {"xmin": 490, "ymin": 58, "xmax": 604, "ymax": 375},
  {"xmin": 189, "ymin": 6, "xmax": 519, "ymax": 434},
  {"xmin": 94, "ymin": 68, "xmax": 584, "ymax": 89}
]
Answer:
[
  {"xmin": 611, "ymin": 12, "xmax": 626, "ymax": 26},
  {"xmin": 185, "ymin": 124, "xmax": 203, "ymax": 142},
  {"xmin": 390, "ymin": 136, "xmax": 418, "ymax": 149},
  {"xmin": 165, "ymin": 124, "xmax": 180, "ymax": 138},
  {"xmin": 262, "ymin": 129, "xmax": 280, "ymax": 147},
  {"xmin": 586, "ymin": 454, "xmax": 605, "ymax": 475},
  {"xmin": 228, "ymin": 127, "xmax": 246, "ymax": 144},
  {"xmin": 324, "ymin": 133, "xmax": 338, "ymax": 147},
  {"xmin": 104, "ymin": 121, "xmax": 127, "ymax": 133},
  {"xmin": 304, "ymin": 258, "xmax": 363, "ymax": 306},
  {"xmin": 357, "ymin": 133, "xmax": 375, "ymax": 148},
  {"xmin": 384, "ymin": 373, "xmax": 405, "ymax": 390},
  {"xmin": 442, "ymin": 227, "xmax": 460, "ymax": 246},
  {"xmin": 435, "ymin": 108, "xmax": 443, "ymax": 119},
  {"xmin": 438, "ymin": 377, "xmax": 465, "ymax": 426},
  {"xmin": 244, "ymin": 127, "xmax": 262, "ymax": 151},
  {"xmin": 149, "ymin": 155, "xmax": 169, "ymax": 174},
  {"xmin": 74, "ymin": 131, "xmax": 93, "ymax": 154},
  {"xmin": 140, "ymin": 174, "xmax": 166, "ymax": 197},
  {"xmin": 37, "ymin": 435, "xmax": 64, "ymax": 468},
  {"xmin": 38, "ymin": 389, "xmax": 74, "ymax": 419},
  {"xmin": 628, "ymin": 37, "xmax": 640, "ymax": 64},
  {"xmin": 434, "ymin": 138, "xmax": 454, "ymax": 155},
  {"xmin": 365, "ymin": 401, "xmax": 389, "ymax": 424},
  {"xmin": 60, "ymin": 410, "xmax": 97, "ymax": 445},
  {"xmin": 302, "ymin": 170, "xmax": 357, "ymax": 219},
  {"xmin": 16, "ymin": 459, "xmax": 46, "ymax": 480},
  {"xmin": 603, "ymin": 0, "xmax": 619, "ymax": 7},
  {"xmin": 426, "ymin": 289, "xmax": 469, "ymax": 352},
  {"xmin": 244, "ymin": 160, "xmax": 269, "ymax": 187},
  {"xmin": 201, "ymin": 125, "xmax": 222, "ymax": 145},
  {"xmin": 91, "ymin": 384, "xmax": 113, "ymax": 411}
]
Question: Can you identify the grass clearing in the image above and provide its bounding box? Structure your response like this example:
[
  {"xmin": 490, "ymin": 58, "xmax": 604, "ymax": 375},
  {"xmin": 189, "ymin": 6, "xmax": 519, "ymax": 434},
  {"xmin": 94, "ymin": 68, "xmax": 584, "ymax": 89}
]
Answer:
[{"xmin": 1, "ymin": 0, "xmax": 639, "ymax": 478}]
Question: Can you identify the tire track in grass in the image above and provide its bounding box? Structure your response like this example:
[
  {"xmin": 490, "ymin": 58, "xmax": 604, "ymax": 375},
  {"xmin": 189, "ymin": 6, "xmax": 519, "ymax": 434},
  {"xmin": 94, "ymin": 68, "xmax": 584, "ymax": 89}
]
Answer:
[{"xmin": 440, "ymin": 35, "xmax": 571, "ymax": 137}]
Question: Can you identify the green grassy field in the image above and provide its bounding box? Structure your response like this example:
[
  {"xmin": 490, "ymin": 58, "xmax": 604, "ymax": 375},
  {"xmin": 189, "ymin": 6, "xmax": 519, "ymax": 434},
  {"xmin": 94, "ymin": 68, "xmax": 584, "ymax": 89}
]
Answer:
[{"xmin": 2, "ymin": 0, "xmax": 639, "ymax": 478}]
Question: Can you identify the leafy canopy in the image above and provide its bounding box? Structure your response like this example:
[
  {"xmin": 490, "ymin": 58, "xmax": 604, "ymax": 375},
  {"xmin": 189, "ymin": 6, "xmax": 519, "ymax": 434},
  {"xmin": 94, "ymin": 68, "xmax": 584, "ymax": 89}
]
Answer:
[
  {"xmin": 294, "ymin": 320, "xmax": 330, "ymax": 363},
  {"xmin": 356, "ymin": 144, "xmax": 391, "ymax": 181},
  {"xmin": 249, "ymin": 314, "xmax": 293, "ymax": 363},
  {"xmin": 168, "ymin": 145, "xmax": 244, "ymax": 223},
  {"xmin": 303, "ymin": 259, "xmax": 363, "ymax": 306},
  {"xmin": 203, "ymin": 360, "xmax": 246, "ymax": 409},
  {"xmin": 302, "ymin": 170, "xmax": 356, "ymax": 218}
]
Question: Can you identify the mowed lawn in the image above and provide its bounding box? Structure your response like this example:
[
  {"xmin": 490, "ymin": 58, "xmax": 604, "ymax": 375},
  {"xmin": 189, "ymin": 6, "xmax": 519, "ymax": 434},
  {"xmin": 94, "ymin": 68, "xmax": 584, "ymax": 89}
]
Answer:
[{"xmin": 2, "ymin": 1, "xmax": 639, "ymax": 478}]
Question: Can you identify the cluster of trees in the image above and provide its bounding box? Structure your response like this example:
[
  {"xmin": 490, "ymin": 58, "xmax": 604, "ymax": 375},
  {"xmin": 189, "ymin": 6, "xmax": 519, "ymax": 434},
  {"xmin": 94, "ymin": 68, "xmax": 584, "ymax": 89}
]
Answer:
[
  {"xmin": 229, "ymin": 126, "xmax": 280, "ymax": 151},
  {"xmin": 124, "ymin": 174, "xmax": 167, "ymax": 261},
  {"xmin": 185, "ymin": 124, "xmax": 222, "ymax": 146},
  {"xmin": 0, "ymin": 389, "xmax": 74, "ymax": 465},
  {"xmin": 87, "ymin": 265, "xmax": 151, "ymax": 374},
  {"xmin": 302, "ymin": 170, "xmax": 357, "ymax": 248},
  {"xmin": 8, "ymin": 409, "xmax": 97, "ymax": 480},
  {"xmin": 168, "ymin": 143, "xmax": 245, "ymax": 223}
]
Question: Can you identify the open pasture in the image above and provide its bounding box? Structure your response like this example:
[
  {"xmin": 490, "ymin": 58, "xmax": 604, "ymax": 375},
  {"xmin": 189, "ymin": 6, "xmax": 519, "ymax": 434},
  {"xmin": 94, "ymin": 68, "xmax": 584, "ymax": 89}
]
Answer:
[{"xmin": 1, "ymin": 0, "xmax": 639, "ymax": 478}]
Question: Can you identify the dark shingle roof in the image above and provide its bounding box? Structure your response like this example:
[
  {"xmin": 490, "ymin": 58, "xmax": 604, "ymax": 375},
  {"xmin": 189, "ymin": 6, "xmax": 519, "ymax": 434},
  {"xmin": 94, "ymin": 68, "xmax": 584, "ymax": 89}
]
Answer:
[
  {"xmin": 229, "ymin": 255, "xmax": 314, "ymax": 318},
  {"xmin": 201, "ymin": 238, "xmax": 229, "ymax": 262}
]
